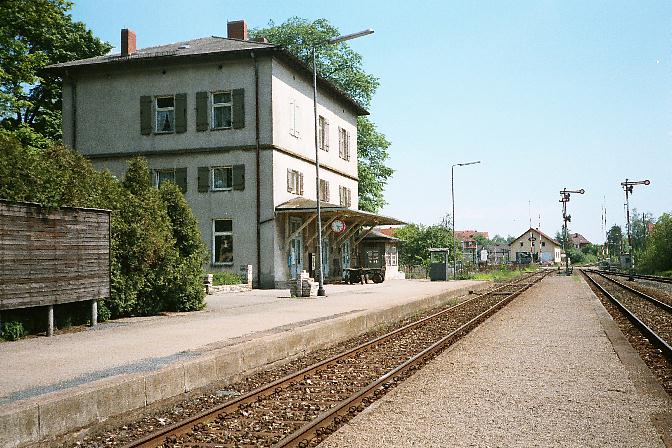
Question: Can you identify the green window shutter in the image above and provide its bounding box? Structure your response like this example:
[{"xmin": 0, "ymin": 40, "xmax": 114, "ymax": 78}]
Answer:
[
  {"xmin": 196, "ymin": 91, "xmax": 208, "ymax": 131},
  {"xmin": 232, "ymin": 164, "xmax": 245, "ymax": 190},
  {"xmin": 198, "ymin": 167, "xmax": 210, "ymax": 192},
  {"xmin": 232, "ymin": 89, "xmax": 245, "ymax": 129},
  {"xmin": 175, "ymin": 168, "xmax": 187, "ymax": 193},
  {"xmin": 140, "ymin": 96, "xmax": 152, "ymax": 135},
  {"xmin": 175, "ymin": 93, "xmax": 187, "ymax": 133}
]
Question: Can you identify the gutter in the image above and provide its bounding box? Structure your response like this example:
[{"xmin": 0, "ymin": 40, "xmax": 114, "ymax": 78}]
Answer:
[{"xmin": 252, "ymin": 51, "xmax": 262, "ymax": 288}]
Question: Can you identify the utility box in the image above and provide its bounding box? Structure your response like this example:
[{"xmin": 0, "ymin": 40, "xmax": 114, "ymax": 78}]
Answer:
[
  {"xmin": 429, "ymin": 248, "xmax": 451, "ymax": 281},
  {"xmin": 620, "ymin": 254, "xmax": 632, "ymax": 269}
]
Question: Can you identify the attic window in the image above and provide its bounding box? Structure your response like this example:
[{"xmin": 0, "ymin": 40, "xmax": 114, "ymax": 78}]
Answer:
[{"xmin": 178, "ymin": 44, "xmax": 191, "ymax": 49}]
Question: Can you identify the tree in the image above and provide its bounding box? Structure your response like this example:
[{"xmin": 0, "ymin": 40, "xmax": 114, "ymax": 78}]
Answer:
[
  {"xmin": 250, "ymin": 18, "xmax": 393, "ymax": 212},
  {"xmin": 395, "ymin": 217, "xmax": 455, "ymax": 268},
  {"xmin": 0, "ymin": 0, "xmax": 111, "ymax": 140},
  {"xmin": 630, "ymin": 208, "xmax": 655, "ymax": 252},
  {"xmin": 606, "ymin": 225, "xmax": 624, "ymax": 258},
  {"xmin": 637, "ymin": 213, "xmax": 672, "ymax": 275}
]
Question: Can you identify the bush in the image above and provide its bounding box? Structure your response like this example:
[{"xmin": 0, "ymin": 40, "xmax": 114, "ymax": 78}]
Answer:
[
  {"xmin": 2, "ymin": 321, "xmax": 26, "ymax": 341},
  {"xmin": 212, "ymin": 272, "xmax": 245, "ymax": 286},
  {"xmin": 637, "ymin": 213, "xmax": 672, "ymax": 274},
  {"xmin": 0, "ymin": 134, "xmax": 208, "ymax": 323}
]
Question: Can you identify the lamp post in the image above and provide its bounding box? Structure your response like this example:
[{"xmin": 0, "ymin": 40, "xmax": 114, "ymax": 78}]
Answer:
[
  {"xmin": 313, "ymin": 28, "xmax": 373, "ymax": 296},
  {"xmin": 559, "ymin": 188, "xmax": 584, "ymax": 275},
  {"xmin": 451, "ymin": 161, "xmax": 481, "ymax": 279}
]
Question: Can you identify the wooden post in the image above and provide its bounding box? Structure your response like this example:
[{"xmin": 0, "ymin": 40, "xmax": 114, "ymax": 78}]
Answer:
[
  {"xmin": 47, "ymin": 305, "xmax": 54, "ymax": 337},
  {"xmin": 0, "ymin": 311, "xmax": 3, "ymax": 338},
  {"xmin": 91, "ymin": 300, "xmax": 98, "ymax": 327}
]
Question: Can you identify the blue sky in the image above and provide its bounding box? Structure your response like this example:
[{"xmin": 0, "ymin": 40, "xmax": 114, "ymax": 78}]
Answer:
[{"xmin": 71, "ymin": 0, "xmax": 671, "ymax": 243}]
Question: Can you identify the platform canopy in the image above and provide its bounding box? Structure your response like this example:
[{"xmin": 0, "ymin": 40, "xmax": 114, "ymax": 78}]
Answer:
[{"xmin": 275, "ymin": 197, "xmax": 405, "ymax": 250}]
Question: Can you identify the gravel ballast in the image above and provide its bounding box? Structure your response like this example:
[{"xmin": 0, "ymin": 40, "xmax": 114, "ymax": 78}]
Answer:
[{"xmin": 321, "ymin": 275, "xmax": 670, "ymax": 448}]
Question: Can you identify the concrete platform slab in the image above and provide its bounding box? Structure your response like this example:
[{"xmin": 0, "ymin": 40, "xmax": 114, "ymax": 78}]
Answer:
[
  {"xmin": 0, "ymin": 279, "xmax": 486, "ymax": 447},
  {"xmin": 321, "ymin": 275, "xmax": 671, "ymax": 448}
]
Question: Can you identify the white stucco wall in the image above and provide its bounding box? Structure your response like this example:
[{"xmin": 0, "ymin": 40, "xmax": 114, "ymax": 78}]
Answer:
[
  {"xmin": 63, "ymin": 57, "xmax": 273, "ymax": 155},
  {"xmin": 270, "ymin": 59, "xmax": 359, "ymax": 180}
]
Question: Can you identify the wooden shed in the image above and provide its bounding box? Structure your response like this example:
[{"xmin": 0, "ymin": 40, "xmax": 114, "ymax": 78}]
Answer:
[{"xmin": 0, "ymin": 200, "xmax": 111, "ymax": 336}]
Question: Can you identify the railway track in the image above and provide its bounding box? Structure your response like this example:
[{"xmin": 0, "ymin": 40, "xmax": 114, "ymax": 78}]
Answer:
[
  {"xmin": 598, "ymin": 270, "xmax": 672, "ymax": 285},
  {"xmin": 122, "ymin": 271, "xmax": 549, "ymax": 448},
  {"xmin": 581, "ymin": 269, "xmax": 672, "ymax": 362}
]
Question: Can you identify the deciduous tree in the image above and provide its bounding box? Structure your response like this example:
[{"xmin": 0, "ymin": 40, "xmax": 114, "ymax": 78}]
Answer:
[{"xmin": 0, "ymin": 0, "xmax": 111, "ymax": 140}]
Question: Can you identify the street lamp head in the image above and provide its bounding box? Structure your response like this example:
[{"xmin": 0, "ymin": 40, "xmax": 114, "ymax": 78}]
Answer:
[
  {"xmin": 457, "ymin": 161, "xmax": 481, "ymax": 167},
  {"xmin": 328, "ymin": 29, "xmax": 374, "ymax": 45}
]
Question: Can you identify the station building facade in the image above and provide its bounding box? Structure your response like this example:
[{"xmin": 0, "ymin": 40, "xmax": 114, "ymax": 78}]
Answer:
[
  {"xmin": 510, "ymin": 228, "xmax": 562, "ymax": 264},
  {"xmin": 47, "ymin": 21, "xmax": 402, "ymax": 288}
]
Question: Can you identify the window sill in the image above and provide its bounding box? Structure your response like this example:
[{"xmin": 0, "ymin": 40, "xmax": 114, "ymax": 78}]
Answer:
[
  {"xmin": 211, "ymin": 188, "xmax": 233, "ymax": 192},
  {"xmin": 212, "ymin": 262, "xmax": 234, "ymax": 267},
  {"xmin": 153, "ymin": 131, "xmax": 175, "ymax": 135},
  {"xmin": 211, "ymin": 126, "xmax": 233, "ymax": 131}
]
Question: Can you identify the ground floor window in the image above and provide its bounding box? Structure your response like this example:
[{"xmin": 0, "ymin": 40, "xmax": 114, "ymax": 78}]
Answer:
[{"xmin": 213, "ymin": 219, "xmax": 233, "ymax": 264}]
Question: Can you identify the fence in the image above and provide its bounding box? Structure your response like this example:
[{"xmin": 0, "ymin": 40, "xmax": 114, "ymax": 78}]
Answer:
[{"xmin": 0, "ymin": 200, "xmax": 110, "ymax": 336}]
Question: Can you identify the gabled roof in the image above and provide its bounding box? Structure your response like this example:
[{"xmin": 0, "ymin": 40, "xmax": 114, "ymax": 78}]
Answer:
[
  {"xmin": 512, "ymin": 227, "xmax": 561, "ymax": 247},
  {"xmin": 44, "ymin": 36, "xmax": 369, "ymax": 116},
  {"xmin": 570, "ymin": 233, "xmax": 591, "ymax": 245},
  {"xmin": 454, "ymin": 230, "xmax": 489, "ymax": 241},
  {"xmin": 364, "ymin": 228, "xmax": 400, "ymax": 242}
]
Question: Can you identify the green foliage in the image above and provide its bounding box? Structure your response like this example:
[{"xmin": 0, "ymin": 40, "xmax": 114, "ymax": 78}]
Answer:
[
  {"xmin": 251, "ymin": 18, "xmax": 393, "ymax": 212},
  {"xmin": 637, "ymin": 213, "xmax": 672, "ymax": 274},
  {"xmin": 160, "ymin": 182, "xmax": 206, "ymax": 311},
  {"xmin": 395, "ymin": 219, "xmax": 455, "ymax": 268},
  {"xmin": 606, "ymin": 225, "xmax": 624, "ymax": 256},
  {"xmin": 0, "ymin": 135, "xmax": 206, "ymax": 321},
  {"xmin": 211, "ymin": 272, "xmax": 245, "ymax": 286},
  {"xmin": 0, "ymin": 0, "xmax": 111, "ymax": 140},
  {"xmin": 1, "ymin": 321, "xmax": 26, "ymax": 341}
]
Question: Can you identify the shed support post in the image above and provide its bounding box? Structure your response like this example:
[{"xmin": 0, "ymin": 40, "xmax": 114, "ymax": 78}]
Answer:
[
  {"xmin": 0, "ymin": 311, "xmax": 3, "ymax": 338},
  {"xmin": 91, "ymin": 300, "xmax": 98, "ymax": 327},
  {"xmin": 47, "ymin": 305, "xmax": 54, "ymax": 337}
]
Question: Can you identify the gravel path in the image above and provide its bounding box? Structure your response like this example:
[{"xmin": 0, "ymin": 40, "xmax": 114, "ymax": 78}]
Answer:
[{"xmin": 320, "ymin": 275, "xmax": 669, "ymax": 448}]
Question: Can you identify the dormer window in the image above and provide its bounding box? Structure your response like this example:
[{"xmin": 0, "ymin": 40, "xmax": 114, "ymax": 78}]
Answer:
[{"xmin": 156, "ymin": 96, "xmax": 175, "ymax": 133}]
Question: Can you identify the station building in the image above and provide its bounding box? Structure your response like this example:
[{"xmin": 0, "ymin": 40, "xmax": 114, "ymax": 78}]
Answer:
[
  {"xmin": 509, "ymin": 227, "xmax": 562, "ymax": 264},
  {"xmin": 46, "ymin": 20, "xmax": 403, "ymax": 288}
]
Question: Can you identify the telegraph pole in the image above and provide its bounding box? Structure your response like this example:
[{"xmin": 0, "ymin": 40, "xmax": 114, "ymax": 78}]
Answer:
[{"xmin": 559, "ymin": 188, "xmax": 585, "ymax": 275}]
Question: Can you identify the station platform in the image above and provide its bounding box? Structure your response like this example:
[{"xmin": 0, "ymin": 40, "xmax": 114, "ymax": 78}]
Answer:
[
  {"xmin": 321, "ymin": 275, "xmax": 672, "ymax": 447},
  {"xmin": 0, "ymin": 278, "xmax": 487, "ymax": 448}
]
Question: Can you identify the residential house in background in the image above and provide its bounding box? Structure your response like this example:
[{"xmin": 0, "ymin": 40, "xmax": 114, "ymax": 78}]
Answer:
[
  {"xmin": 454, "ymin": 230, "xmax": 489, "ymax": 264},
  {"xmin": 570, "ymin": 232, "xmax": 591, "ymax": 249},
  {"xmin": 46, "ymin": 20, "xmax": 402, "ymax": 288},
  {"xmin": 509, "ymin": 227, "xmax": 561, "ymax": 264}
]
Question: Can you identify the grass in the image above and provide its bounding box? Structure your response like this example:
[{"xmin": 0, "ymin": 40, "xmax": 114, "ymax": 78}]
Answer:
[{"xmin": 211, "ymin": 271, "xmax": 245, "ymax": 286}]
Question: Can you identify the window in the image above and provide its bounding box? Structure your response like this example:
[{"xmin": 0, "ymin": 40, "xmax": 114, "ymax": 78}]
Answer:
[
  {"xmin": 289, "ymin": 99, "xmax": 300, "ymax": 137},
  {"xmin": 520, "ymin": 242, "xmax": 523, "ymax": 247},
  {"xmin": 319, "ymin": 179, "xmax": 330, "ymax": 202},
  {"xmin": 542, "ymin": 241, "xmax": 546, "ymax": 247},
  {"xmin": 155, "ymin": 169, "xmax": 175, "ymax": 187},
  {"xmin": 287, "ymin": 169, "xmax": 304, "ymax": 195},
  {"xmin": 212, "ymin": 91, "xmax": 232, "ymax": 129},
  {"xmin": 338, "ymin": 127, "xmax": 350, "ymax": 161},
  {"xmin": 213, "ymin": 219, "xmax": 233, "ymax": 265},
  {"xmin": 156, "ymin": 96, "xmax": 175, "ymax": 133},
  {"xmin": 319, "ymin": 116, "xmax": 329, "ymax": 151},
  {"xmin": 212, "ymin": 166, "xmax": 233, "ymax": 191},
  {"xmin": 339, "ymin": 185, "xmax": 351, "ymax": 207}
]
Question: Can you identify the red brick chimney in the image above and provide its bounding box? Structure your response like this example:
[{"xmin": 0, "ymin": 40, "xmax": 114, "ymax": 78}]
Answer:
[
  {"xmin": 121, "ymin": 29, "xmax": 136, "ymax": 56},
  {"xmin": 227, "ymin": 20, "xmax": 248, "ymax": 40}
]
